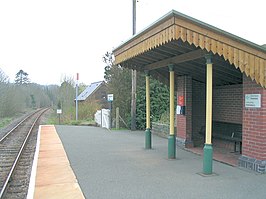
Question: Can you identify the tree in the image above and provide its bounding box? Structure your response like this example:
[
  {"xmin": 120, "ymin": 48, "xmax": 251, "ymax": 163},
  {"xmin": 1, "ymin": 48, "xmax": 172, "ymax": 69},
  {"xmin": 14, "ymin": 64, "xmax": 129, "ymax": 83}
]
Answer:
[
  {"xmin": 30, "ymin": 94, "xmax": 36, "ymax": 108},
  {"xmin": 58, "ymin": 75, "xmax": 75, "ymax": 121},
  {"xmin": 15, "ymin": 69, "xmax": 30, "ymax": 85},
  {"xmin": 103, "ymin": 52, "xmax": 116, "ymax": 82},
  {"xmin": 103, "ymin": 51, "xmax": 173, "ymax": 129},
  {"xmin": 103, "ymin": 52, "xmax": 132, "ymax": 126},
  {"xmin": 0, "ymin": 68, "xmax": 9, "ymax": 83},
  {"xmin": 78, "ymin": 82, "xmax": 87, "ymax": 94},
  {"xmin": 43, "ymin": 85, "xmax": 60, "ymax": 107},
  {"xmin": 0, "ymin": 69, "xmax": 22, "ymax": 117},
  {"xmin": 0, "ymin": 69, "xmax": 58, "ymax": 118},
  {"xmin": 136, "ymin": 76, "xmax": 171, "ymax": 129}
]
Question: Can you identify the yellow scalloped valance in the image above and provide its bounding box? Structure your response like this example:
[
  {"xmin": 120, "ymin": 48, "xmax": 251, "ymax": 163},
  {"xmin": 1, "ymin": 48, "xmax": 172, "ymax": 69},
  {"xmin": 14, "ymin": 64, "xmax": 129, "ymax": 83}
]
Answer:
[{"xmin": 114, "ymin": 16, "xmax": 266, "ymax": 87}]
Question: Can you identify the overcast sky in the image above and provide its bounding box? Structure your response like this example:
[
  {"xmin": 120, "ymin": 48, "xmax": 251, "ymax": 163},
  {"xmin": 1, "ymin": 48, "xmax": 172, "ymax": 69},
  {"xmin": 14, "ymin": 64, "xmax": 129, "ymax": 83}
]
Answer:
[{"xmin": 0, "ymin": 0, "xmax": 265, "ymax": 85}]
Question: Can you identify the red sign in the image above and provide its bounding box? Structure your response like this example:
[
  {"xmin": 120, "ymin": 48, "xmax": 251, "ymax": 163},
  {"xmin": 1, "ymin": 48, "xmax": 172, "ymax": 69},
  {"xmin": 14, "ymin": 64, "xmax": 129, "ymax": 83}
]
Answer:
[{"xmin": 178, "ymin": 96, "xmax": 184, "ymax": 106}]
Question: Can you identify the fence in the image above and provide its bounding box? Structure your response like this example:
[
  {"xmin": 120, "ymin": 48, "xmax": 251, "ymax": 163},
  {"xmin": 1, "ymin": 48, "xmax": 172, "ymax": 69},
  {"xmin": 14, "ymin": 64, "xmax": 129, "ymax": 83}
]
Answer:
[{"xmin": 94, "ymin": 109, "xmax": 110, "ymax": 129}]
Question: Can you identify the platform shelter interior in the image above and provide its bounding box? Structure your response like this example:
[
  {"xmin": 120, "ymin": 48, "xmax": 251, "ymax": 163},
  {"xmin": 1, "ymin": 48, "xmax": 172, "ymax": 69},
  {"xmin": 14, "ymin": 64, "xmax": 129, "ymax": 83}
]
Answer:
[{"xmin": 113, "ymin": 10, "xmax": 266, "ymax": 173}]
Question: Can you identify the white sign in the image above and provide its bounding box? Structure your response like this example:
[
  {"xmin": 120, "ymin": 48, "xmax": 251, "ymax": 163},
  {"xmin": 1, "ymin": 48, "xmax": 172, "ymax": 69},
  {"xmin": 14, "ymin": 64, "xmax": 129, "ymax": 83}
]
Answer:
[
  {"xmin": 176, "ymin": 105, "xmax": 181, "ymax": 115},
  {"xmin": 107, "ymin": 94, "xmax": 114, "ymax": 102},
  {"xmin": 245, "ymin": 94, "xmax": 261, "ymax": 108},
  {"xmin": 57, "ymin": 109, "xmax": 62, "ymax": 114}
]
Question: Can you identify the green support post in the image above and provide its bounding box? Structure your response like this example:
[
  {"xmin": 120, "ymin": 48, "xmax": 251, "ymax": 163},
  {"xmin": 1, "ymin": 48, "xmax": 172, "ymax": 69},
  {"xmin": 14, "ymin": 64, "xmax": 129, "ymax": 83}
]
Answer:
[
  {"xmin": 203, "ymin": 144, "xmax": 213, "ymax": 174},
  {"xmin": 168, "ymin": 134, "xmax": 176, "ymax": 159},
  {"xmin": 145, "ymin": 128, "xmax": 151, "ymax": 149}
]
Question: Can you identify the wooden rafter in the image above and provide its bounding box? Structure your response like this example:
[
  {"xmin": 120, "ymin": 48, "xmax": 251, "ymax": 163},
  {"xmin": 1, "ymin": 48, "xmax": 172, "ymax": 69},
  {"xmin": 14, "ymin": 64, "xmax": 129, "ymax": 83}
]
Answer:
[{"xmin": 144, "ymin": 49, "xmax": 206, "ymax": 71}]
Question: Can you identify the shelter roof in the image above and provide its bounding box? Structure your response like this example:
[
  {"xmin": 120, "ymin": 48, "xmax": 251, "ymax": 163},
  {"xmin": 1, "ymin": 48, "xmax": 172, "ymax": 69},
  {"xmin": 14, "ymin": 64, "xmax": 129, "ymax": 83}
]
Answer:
[{"xmin": 113, "ymin": 10, "xmax": 266, "ymax": 87}]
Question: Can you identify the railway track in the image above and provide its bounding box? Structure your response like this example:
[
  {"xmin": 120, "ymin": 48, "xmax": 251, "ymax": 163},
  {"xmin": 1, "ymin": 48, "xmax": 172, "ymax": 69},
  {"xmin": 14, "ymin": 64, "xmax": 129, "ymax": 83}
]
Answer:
[{"xmin": 0, "ymin": 108, "xmax": 48, "ymax": 199}]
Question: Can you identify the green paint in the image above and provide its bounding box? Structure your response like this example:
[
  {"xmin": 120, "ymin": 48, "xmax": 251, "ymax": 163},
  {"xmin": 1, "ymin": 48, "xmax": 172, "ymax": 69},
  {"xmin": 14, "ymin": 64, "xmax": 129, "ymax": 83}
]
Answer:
[
  {"xmin": 144, "ymin": 70, "xmax": 150, "ymax": 76},
  {"xmin": 205, "ymin": 54, "xmax": 213, "ymax": 64},
  {"xmin": 168, "ymin": 64, "xmax": 174, "ymax": 71},
  {"xmin": 168, "ymin": 135, "xmax": 176, "ymax": 159},
  {"xmin": 145, "ymin": 128, "xmax": 152, "ymax": 149},
  {"xmin": 203, "ymin": 144, "xmax": 213, "ymax": 174}
]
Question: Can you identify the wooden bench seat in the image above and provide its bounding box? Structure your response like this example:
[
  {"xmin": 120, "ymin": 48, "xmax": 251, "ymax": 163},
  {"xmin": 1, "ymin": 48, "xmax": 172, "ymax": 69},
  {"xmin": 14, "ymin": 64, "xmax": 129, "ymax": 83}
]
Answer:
[{"xmin": 199, "ymin": 121, "xmax": 242, "ymax": 153}]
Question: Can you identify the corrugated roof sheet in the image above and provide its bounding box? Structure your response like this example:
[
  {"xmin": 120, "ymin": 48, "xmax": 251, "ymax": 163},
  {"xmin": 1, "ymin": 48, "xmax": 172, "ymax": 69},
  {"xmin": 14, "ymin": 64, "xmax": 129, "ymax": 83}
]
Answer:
[{"xmin": 76, "ymin": 81, "xmax": 104, "ymax": 101}]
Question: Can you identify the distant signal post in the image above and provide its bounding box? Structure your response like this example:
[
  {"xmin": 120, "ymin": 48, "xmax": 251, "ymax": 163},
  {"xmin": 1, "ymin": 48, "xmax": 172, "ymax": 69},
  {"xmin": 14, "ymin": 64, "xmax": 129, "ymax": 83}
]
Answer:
[{"xmin": 76, "ymin": 73, "xmax": 79, "ymax": 121}]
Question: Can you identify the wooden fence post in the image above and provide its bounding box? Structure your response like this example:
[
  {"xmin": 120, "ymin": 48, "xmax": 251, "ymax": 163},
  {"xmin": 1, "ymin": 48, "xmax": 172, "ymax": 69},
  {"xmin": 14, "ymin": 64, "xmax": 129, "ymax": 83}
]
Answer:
[{"xmin": 116, "ymin": 107, "xmax": 120, "ymax": 129}]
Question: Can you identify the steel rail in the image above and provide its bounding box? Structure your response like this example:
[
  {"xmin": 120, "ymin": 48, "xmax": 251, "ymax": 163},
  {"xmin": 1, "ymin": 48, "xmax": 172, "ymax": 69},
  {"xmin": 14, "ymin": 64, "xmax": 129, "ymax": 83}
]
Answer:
[
  {"xmin": 0, "ymin": 110, "xmax": 39, "ymax": 143},
  {"xmin": 0, "ymin": 108, "xmax": 48, "ymax": 198}
]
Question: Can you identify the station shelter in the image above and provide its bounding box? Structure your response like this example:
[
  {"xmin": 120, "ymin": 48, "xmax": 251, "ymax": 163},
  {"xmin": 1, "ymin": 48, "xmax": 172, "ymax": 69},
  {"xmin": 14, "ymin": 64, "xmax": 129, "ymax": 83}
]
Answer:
[{"xmin": 113, "ymin": 10, "xmax": 266, "ymax": 174}]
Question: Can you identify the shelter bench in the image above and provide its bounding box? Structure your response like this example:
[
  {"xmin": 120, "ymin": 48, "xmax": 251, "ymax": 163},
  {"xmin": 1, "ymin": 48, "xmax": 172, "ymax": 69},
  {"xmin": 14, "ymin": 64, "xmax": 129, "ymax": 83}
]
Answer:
[{"xmin": 199, "ymin": 121, "xmax": 242, "ymax": 154}]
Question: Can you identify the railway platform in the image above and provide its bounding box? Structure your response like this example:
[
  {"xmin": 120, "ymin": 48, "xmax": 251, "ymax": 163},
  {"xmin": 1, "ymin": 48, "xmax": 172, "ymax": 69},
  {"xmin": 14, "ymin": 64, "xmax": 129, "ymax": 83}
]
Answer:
[
  {"xmin": 27, "ymin": 125, "xmax": 85, "ymax": 199},
  {"xmin": 27, "ymin": 125, "xmax": 266, "ymax": 199}
]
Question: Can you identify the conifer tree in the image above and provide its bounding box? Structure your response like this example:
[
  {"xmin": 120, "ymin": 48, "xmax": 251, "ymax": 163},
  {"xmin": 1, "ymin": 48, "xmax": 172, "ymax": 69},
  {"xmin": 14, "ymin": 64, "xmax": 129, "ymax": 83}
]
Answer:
[{"xmin": 15, "ymin": 69, "xmax": 30, "ymax": 85}]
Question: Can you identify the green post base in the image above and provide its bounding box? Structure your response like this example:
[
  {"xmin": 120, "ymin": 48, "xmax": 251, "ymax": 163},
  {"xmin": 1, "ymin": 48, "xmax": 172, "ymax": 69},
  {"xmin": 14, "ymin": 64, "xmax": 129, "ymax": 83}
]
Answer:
[
  {"xmin": 145, "ymin": 128, "xmax": 151, "ymax": 149},
  {"xmin": 168, "ymin": 135, "xmax": 176, "ymax": 159},
  {"xmin": 203, "ymin": 143, "xmax": 213, "ymax": 174}
]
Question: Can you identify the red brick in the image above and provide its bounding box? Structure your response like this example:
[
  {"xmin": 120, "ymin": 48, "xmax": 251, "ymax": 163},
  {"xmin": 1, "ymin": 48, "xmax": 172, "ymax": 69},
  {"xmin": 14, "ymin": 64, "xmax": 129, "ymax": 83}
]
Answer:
[
  {"xmin": 242, "ymin": 75, "xmax": 266, "ymax": 160},
  {"xmin": 176, "ymin": 76, "xmax": 192, "ymax": 144}
]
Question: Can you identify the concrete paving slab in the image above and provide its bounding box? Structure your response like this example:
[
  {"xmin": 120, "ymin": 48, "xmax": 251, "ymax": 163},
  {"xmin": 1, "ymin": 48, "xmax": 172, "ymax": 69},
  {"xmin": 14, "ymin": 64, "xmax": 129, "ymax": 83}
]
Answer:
[
  {"xmin": 39, "ymin": 143, "xmax": 66, "ymax": 151},
  {"xmin": 35, "ymin": 165, "xmax": 77, "ymax": 186},
  {"xmin": 37, "ymin": 156, "xmax": 69, "ymax": 167},
  {"xmin": 29, "ymin": 125, "xmax": 85, "ymax": 199},
  {"xmin": 38, "ymin": 149, "xmax": 68, "ymax": 159},
  {"xmin": 34, "ymin": 183, "xmax": 84, "ymax": 199}
]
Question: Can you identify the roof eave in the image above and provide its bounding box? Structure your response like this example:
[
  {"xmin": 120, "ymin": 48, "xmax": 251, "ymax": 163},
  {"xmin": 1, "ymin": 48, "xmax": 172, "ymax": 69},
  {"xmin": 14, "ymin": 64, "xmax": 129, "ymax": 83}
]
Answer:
[{"xmin": 113, "ymin": 10, "xmax": 266, "ymax": 55}]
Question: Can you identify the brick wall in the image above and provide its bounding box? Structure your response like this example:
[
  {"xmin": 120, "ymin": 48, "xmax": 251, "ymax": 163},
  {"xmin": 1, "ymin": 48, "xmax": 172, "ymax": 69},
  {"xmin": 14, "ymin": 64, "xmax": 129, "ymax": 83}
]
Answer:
[
  {"xmin": 192, "ymin": 81, "xmax": 243, "ymax": 141},
  {"xmin": 185, "ymin": 76, "xmax": 192, "ymax": 142},
  {"xmin": 86, "ymin": 84, "xmax": 108, "ymax": 108},
  {"xmin": 242, "ymin": 75, "xmax": 266, "ymax": 160},
  {"xmin": 176, "ymin": 76, "xmax": 192, "ymax": 146},
  {"xmin": 213, "ymin": 84, "xmax": 243, "ymax": 124},
  {"xmin": 176, "ymin": 76, "xmax": 186, "ymax": 140},
  {"xmin": 192, "ymin": 81, "xmax": 205, "ymax": 134}
]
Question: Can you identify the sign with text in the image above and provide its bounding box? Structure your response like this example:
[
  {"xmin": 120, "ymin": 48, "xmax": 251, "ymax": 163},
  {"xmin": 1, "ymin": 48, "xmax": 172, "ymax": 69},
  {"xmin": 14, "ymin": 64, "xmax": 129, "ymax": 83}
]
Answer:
[
  {"xmin": 57, "ymin": 109, "xmax": 62, "ymax": 114},
  {"xmin": 245, "ymin": 94, "xmax": 261, "ymax": 108},
  {"xmin": 107, "ymin": 94, "xmax": 114, "ymax": 102}
]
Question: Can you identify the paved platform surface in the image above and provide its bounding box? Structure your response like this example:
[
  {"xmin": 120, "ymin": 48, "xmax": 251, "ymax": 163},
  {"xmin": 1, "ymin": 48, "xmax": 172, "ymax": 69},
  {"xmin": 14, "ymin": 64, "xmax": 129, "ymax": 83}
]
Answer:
[
  {"xmin": 28, "ymin": 125, "xmax": 85, "ymax": 199},
  {"xmin": 188, "ymin": 145, "xmax": 241, "ymax": 166},
  {"xmin": 55, "ymin": 125, "xmax": 266, "ymax": 199}
]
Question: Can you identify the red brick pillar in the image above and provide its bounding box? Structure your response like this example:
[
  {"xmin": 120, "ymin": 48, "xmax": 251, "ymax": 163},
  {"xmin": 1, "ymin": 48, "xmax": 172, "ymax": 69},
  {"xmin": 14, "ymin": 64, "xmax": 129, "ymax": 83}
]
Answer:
[
  {"xmin": 239, "ymin": 75, "xmax": 266, "ymax": 173},
  {"xmin": 176, "ymin": 76, "xmax": 193, "ymax": 147}
]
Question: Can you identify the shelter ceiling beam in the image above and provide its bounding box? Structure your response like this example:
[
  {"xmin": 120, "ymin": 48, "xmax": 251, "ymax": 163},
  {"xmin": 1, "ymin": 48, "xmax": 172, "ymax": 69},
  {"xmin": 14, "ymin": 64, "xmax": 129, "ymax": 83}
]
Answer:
[
  {"xmin": 144, "ymin": 49, "xmax": 206, "ymax": 71},
  {"xmin": 150, "ymin": 70, "xmax": 169, "ymax": 86}
]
